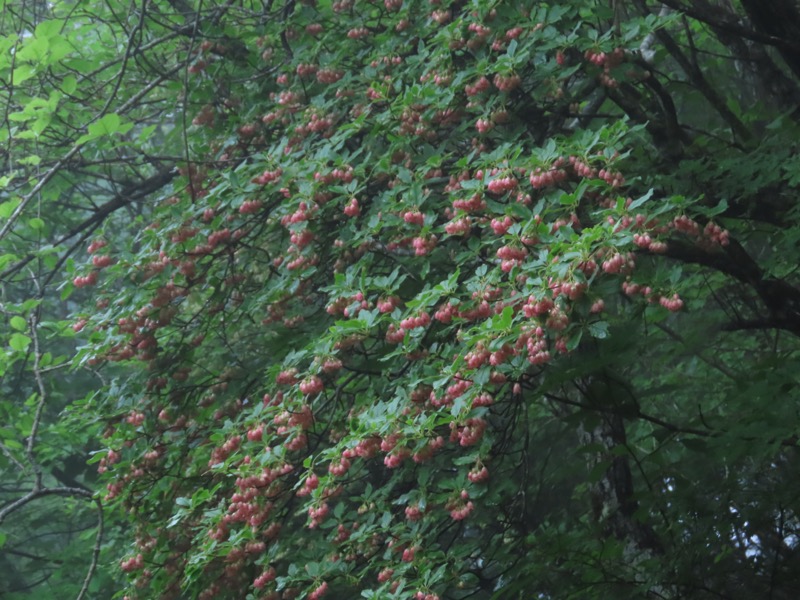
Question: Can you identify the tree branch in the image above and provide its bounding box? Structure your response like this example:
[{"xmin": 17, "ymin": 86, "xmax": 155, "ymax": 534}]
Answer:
[
  {"xmin": 0, "ymin": 168, "xmax": 176, "ymax": 282},
  {"xmin": 0, "ymin": 486, "xmax": 94, "ymax": 524}
]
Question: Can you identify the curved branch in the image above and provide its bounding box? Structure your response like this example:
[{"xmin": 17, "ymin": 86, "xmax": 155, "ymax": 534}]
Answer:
[{"xmin": 661, "ymin": 238, "xmax": 800, "ymax": 335}]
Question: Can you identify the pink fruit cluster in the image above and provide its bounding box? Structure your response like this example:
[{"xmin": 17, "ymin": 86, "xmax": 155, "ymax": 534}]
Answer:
[
  {"xmin": 299, "ymin": 375, "xmax": 324, "ymax": 396},
  {"xmin": 585, "ymin": 47, "xmax": 626, "ymax": 87},
  {"xmin": 468, "ymin": 465, "xmax": 490, "ymax": 483},
  {"xmin": 412, "ymin": 235, "xmax": 437, "ymax": 256},
  {"xmin": 487, "ymin": 175, "xmax": 518, "ymax": 194},
  {"xmin": 444, "ymin": 216, "xmax": 472, "ymax": 236},
  {"xmin": 529, "ymin": 166, "xmax": 568, "ymax": 189},
  {"xmin": 659, "ymin": 293, "xmax": 685, "ymax": 312},
  {"xmin": 475, "ymin": 118, "xmax": 493, "ymax": 134},
  {"xmin": 601, "ymin": 252, "xmax": 634, "ymax": 274},
  {"xmin": 497, "ymin": 244, "xmax": 528, "ymax": 271},
  {"xmin": 347, "ymin": 27, "xmax": 369, "ymax": 39},
  {"xmin": 452, "ymin": 192, "xmax": 486, "ymax": 212},
  {"xmin": 253, "ymin": 567, "xmax": 276, "ymax": 589},
  {"xmin": 493, "ymin": 73, "xmax": 520, "ymax": 92},
  {"xmin": 296, "ymin": 473, "xmax": 319, "ymax": 497},
  {"xmin": 447, "ymin": 490, "xmax": 475, "ymax": 520},
  {"xmin": 465, "ymin": 75, "xmax": 490, "ymax": 96},
  {"xmin": 490, "ymin": 215, "xmax": 514, "ymax": 235},
  {"xmin": 633, "ymin": 233, "xmax": 668, "ymax": 253},
  {"xmin": 400, "ymin": 312, "xmax": 430, "ymax": 330},
  {"xmin": 344, "ymin": 198, "xmax": 360, "ymax": 217},
  {"xmin": 377, "ymin": 296, "xmax": 401, "ymax": 313},
  {"xmin": 73, "ymin": 271, "xmax": 98, "ymax": 288},
  {"xmin": 308, "ymin": 502, "xmax": 330, "ymax": 528},
  {"xmin": 403, "ymin": 210, "xmax": 425, "ymax": 226},
  {"xmin": 239, "ymin": 199, "xmax": 263, "ymax": 214},
  {"xmin": 251, "ymin": 168, "xmax": 282, "ymax": 185},
  {"xmin": 87, "ymin": 239, "xmax": 108, "ymax": 254},
  {"xmin": 120, "ymin": 554, "xmax": 144, "ymax": 572},
  {"xmin": 308, "ymin": 581, "xmax": 329, "ymax": 599},
  {"xmin": 453, "ymin": 417, "xmax": 487, "ymax": 446}
]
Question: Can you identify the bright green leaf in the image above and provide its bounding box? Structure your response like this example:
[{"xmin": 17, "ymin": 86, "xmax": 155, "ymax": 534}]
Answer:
[
  {"xmin": 9, "ymin": 333, "xmax": 31, "ymax": 352},
  {"xmin": 9, "ymin": 316, "xmax": 27, "ymax": 331}
]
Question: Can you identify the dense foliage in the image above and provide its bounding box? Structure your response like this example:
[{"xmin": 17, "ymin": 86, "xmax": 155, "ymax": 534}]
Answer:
[{"xmin": 3, "ymin": 0, "xmax": 800, "ymax": 598}]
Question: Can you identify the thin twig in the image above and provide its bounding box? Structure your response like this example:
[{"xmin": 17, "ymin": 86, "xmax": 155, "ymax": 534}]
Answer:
[
  {"xmin": 25, "ymin": 308, "xmax": 47, "ymax": 489},
  {"xmin": 654, "ymin": 322, "xmax": 739, "ymax": 381},
  {"xmin": 75, "ymin": 498, "xmax": 104, "ymax": 600}
]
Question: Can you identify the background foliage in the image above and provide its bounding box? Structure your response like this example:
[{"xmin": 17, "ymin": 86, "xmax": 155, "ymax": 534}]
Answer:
[{"xmin": 2, "ymin": 0, "xmax": 800, "ymax": 598}]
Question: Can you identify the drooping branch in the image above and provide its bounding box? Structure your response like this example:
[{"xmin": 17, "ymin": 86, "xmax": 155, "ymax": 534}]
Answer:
[{"xmin": 662, "ymin": 239, "xmax": 800, "ymax": 335}]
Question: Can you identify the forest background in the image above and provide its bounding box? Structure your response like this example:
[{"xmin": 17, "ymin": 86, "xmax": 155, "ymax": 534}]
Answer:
[{"xmin": 2, "ymin": 0, "xmax": 800, "ymax": 599}]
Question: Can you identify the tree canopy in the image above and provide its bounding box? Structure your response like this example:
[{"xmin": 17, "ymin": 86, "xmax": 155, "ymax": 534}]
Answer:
[{"xmin": 3, "ymin": 0, "xmax": 800, "ymax": 598}]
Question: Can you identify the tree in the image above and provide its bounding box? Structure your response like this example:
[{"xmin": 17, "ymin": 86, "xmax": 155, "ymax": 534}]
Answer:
[{"xmin": 3, "ymin": 0, "xmax": 800, "ymax": 599}]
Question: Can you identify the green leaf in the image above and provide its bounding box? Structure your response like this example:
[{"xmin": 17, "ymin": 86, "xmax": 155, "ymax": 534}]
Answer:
[
  {"xmin": 628, "ymin": 189, "xmax": 654, "ymax": 210},
  {"xmin": 0, "ymin": 173, "xmax": 15, "ymax": 189},
  {"xmin": 9, "ymin": 316, "xmax": 27, "ymax": 331},
  {"xmin": 18, "ymin": 154, "xmax": 41, "ymax": 166},
  {"xmin": 138, "ymin": 124, "xmax": 157, "ymax": 142},
  {"xmin": 61, "ymin": 75, "xmax": 78, "ymax": 95},
  {"xmin": 76, "ymin": 113, "xmax": 123, "ymax": 144},
  {"xmin": 507, "ymin": 39, "xmax": 518, "ymax": 58},
  {"xmin": 567, "ymin": 330, "xmax": 583, "ymax": 351},
  {"xmin": 587, "ymin": 321, "xmax": 609, "ymax": 339},
  {"xmin": 12, "ymin": 64, "xmax": 36, "ymax": 84},
  {"xmin": 9, "ymin": 333, "xmax": 31, "ymax": 352},
  {"xmin": 497, "ymin": 305, "xmax": 514, "ymax": 329},
  {"xmin": 0, "ymin": 198, "xmax": 21, "ymax": 218}
]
